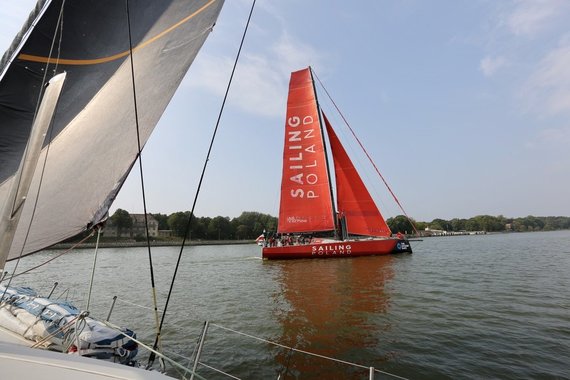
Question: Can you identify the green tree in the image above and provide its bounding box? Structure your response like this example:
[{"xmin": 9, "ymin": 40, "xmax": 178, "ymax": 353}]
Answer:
[
  {"xmin": 386, "ymin": 215, "xmax": 415, "ymax": 234},
  {"xmin": 470, "ymin": 215, "xmax": 504, "ymax": 232},
  {"xmin": 465, "ymin": 218, "xmax": 481, "ymax": 231},
  {"xmin": 235, "ymin": 224, "xmax": 249, "ymax": 240},
  {"xmin": 415, "ymin": 221, "xmax": 428, "ymax": 232},
  {"xmin": 429, "ymin": 218, "xmax": 449, "ymax": 231},
  {"xmin": 192, "ymin": 217, "xmax": 209, "ymax": 239},
  {"xmin": 110, "ymin": 209, "xmax": 132, "ymax": 235},
  {"xmin": 168, "ymin": 211, "xmax": 191, "ymax": 237},
  {"xmin": 208, "ymin": 216, "xmax": 231, "ymax": 240},
  {"xmin": 151, "ymin": 213, "xmax": 169, "ymax": 230},
  {"xmin": 450, "ymin": 218, "xmax": 466, "ymax": 232},
  {"xmin": 231, "ymin": 211, "xmax": 278, "ymax": 239}
]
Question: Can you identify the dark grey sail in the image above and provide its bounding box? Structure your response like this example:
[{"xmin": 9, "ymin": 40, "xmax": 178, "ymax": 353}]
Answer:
[{"xmin": 0, "ymin": 0, "xmax": 224, "ymax": 260}]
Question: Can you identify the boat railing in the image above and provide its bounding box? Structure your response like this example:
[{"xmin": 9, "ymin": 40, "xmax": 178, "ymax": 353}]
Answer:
[{"xmin": 202, "ymin": 322, "xmax": 409, "ymax": 380}]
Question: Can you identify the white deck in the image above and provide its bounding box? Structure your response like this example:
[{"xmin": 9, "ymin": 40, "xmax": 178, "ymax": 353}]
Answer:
[{"xmin": 0, "ymin": 326, "xmax": 174, "ymax": 379}]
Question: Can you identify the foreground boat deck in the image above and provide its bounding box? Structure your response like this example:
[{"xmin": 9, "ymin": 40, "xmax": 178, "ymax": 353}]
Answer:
[{"xmin": 0, "ymin": 326, "xmax": 173, "ymax": 379}]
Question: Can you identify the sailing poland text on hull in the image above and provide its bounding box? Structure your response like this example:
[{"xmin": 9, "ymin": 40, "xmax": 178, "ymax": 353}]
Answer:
[{"xmin": 310, "ymin": 240, "xmax": 412, "ymax": 256}]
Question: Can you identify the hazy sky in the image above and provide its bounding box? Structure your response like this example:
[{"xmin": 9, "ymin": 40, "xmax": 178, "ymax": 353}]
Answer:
[{"xmin": 2, "ymin": 0, "xmax": 570, "ymax": 222}]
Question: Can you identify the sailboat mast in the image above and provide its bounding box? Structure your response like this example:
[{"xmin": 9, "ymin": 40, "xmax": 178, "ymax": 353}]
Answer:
[{"xmin": 308, "ymin": 67, "xmax": 339, "ymax": 236}]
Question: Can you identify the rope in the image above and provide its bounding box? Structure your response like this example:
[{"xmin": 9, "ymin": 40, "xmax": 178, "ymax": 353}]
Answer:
[
  {"xmin": 124, "ymin": 0, "xmax": 163, "ymax": 365},
  {"xmin": 69, "ymin": 311, "xmax": 89, "ymax": 353},
  {"xmin": 114, "ymin": 297, "xmax": 164, "ymax": 313},
  {"xmin": 1, "ymin": 231, "xmax": 94, "ymax": 283},
  {"xmin": 147, "ymin": 0, "xmax": 257, "ymax": 368},
  {"xmin": 312, "ymin": 70, "xmax": 420, "ymax": 237},
  {"xmin": 86, "ymin": 225, "xmax": 102, "ymax": 310}
]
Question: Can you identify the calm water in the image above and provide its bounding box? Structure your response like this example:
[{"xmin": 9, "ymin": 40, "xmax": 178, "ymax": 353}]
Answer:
[{"xmin": 4, "ymin": 231, "xmax": 569, "ymax": 379}]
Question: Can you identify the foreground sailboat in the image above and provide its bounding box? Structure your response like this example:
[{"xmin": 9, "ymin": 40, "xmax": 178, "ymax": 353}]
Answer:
[
  {"xmin": 262, "ymin": 68, "xmax": 412, "ymax": 260},
  {"xmin": 0, "ymin": 0, "xmax": 224, "ymax": 377}
]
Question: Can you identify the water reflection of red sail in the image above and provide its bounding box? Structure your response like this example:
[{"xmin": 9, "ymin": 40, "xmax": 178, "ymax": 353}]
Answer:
[{"xmin": 273, "ymin": 256, "xmax": 395, "ymax": 379}]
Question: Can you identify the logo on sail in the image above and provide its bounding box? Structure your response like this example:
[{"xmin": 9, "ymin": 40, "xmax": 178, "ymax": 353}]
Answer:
[{"xmin": 287, "ymin": 216, "xmax": 308, "ymax": 223}]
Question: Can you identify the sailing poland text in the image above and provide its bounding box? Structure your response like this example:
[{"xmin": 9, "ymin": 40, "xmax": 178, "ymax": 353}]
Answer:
[
  {"xmin": 312, "ymin": 244, "xmax": 352, "ymax": 256},
  {"xmin": 287, "ymin": 115, "xmax": 319, "ymax": 199}
]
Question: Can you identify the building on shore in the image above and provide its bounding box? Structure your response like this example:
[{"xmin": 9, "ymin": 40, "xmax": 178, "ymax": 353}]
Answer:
[
  {"xmin": 423, "ymin": 228, "xmax": 487, "ymax": 236},
  {"xmin": 103, "ymin": 214, "xmax": 159, "ymax": 238}
]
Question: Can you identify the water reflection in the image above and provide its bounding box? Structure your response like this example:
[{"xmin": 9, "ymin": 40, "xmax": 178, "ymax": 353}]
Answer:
[{"xmin": 269, "ymin": 255, "xmax": 395, "ymax": 379}]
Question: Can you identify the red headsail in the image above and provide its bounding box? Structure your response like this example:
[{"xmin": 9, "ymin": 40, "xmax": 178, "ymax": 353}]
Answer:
[
  {"xmin": 277, "ymin": 68, "xmax": 335, "ymax": 233},
  {"xmin": 323, "ymin": 113, "xmax": 391, "ymax": 237}
]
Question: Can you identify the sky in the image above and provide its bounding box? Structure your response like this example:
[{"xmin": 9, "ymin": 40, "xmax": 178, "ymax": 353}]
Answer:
[{"xmin": 2, "ymin": 0, "xmax": 570, "ymax": 222}]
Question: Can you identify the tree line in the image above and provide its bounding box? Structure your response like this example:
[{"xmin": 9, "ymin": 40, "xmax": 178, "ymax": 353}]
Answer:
[
  {"xmin": 387, "ymin": 214, "xmax": 570, "ymax": 234},
  {"xmin": 110, "ymin": 209, "xmax": 277, "ymax": 240},
  {"xmin": 110, "ymin": 209, "xmax": 570, "ymax": 240}
]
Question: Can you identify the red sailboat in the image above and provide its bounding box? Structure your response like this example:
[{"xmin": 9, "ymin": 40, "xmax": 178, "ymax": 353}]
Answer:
[{"xmin": 262, "ymin": 67, "xmax": 412, "ymax": 260}]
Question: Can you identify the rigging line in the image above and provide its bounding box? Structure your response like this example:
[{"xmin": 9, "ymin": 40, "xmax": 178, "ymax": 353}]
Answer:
[
  {"xmin": 85, "ymin": 225, "xmax": 102, "ymax": 311},
  {"xmin": 114, "ymin": 297, "xmax": 164, "ymax": 313},
  {"xmin": 312, "ymin": 70, "xmax": 420, "ymax": 237},
  {"xmin": 146, "ymin": 0, "xmax": 257, "ymax": 368},
  {"xmin": 124, "ymin": 0, "xmax": 164, "ymax": 364},
  {"xmin": 4, "ymin": 2, "xmax": 68, "ymax": 291},
  {"xmin": 2, "ymin": 231, "xmax": 94, "ymax": 282}
]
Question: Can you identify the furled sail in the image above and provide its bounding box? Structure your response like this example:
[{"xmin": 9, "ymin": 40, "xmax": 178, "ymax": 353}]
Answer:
[
  {"xmin": 323, "ymin": 113, "xmax": 391, "ymax": 237},
  {"xmin": 0, "ymin": 0, "xmax": 225, "ymax": 260},
  {"xmin": 277, "ymin": 68, "xmax": 335, "ymax": 233}
]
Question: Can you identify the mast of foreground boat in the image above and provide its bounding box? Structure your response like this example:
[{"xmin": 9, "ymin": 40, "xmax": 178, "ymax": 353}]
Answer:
[
  {"xmin": 308, "ymin": 66, "xmax": 340, "ymax": 240},
  {"xmin": 0, "ymin": 73, "xmax": 66, "ymax": 271}
]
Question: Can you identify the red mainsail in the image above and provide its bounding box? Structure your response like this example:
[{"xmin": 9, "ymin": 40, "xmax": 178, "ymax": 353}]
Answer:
[
  {"xmin": 277, "ymin": 68, "xmax": 335, "ymax": 233},
  {"xmin": 323, "ymin": 113, "xmax": 391, "ymax": 237}
]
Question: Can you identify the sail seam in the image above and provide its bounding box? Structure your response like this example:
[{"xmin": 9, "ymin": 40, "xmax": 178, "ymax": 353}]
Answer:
[{"xmin": 17, "ymin": 0, "xmax": 219, "ymax": 66}]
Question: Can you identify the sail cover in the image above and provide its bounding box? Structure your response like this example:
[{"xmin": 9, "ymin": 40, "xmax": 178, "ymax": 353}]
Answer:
[
  {"xmin": 323, "ymin": 114, "xmax": 391, "ymax": 237},
  {"xmin": 277, "ymin": 68, "xmax": 335, "ymax": 233},
  {"xmin": 0, "ymin": 0, "xmax": 224, "ymax": 260}
]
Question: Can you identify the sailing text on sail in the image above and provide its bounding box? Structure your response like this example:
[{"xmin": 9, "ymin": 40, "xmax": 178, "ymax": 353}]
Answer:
[{"xmin": 287, "ymin": 115, "xmax": 320, "ymax": 199}]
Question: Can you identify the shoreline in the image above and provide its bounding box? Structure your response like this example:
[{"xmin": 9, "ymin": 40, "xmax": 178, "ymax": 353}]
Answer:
[{"xmin": 50, "ymin": 239, "xmax": 256, "ymax": 250}]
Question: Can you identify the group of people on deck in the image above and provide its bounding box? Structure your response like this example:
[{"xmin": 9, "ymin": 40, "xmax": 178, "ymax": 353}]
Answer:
[{"xmin": 264, "ymin": 232, "xmax": 312, "ymax": 247}]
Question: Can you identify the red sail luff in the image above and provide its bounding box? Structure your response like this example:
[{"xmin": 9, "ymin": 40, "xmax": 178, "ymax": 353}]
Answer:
[
  {"xmin": 323, "ymin": 113, "xmax": 391, "ymax": 237},
  {"xmin": 277, "ymin": 68, "xmax": 335, "ymax": 233}
]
